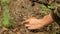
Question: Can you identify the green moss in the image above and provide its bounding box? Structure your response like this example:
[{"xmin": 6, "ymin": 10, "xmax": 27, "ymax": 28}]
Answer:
[
  {"xmin": 1, "ymin": 0, "xmax": 13, "ymax": 28},
  {"xmin": 0, "ymin": 0, "xmax": 10, "ymax": 3}
]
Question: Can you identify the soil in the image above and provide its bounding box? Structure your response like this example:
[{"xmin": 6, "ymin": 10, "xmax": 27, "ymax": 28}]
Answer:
[{"xmin": 0, "ymin": 0, "xmax": 60, "ymax": 34}]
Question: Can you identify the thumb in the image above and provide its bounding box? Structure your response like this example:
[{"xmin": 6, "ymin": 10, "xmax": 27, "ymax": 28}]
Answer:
[{"xmin": 22, "ymin": 19, "xmax": 30, "ymax": 25}]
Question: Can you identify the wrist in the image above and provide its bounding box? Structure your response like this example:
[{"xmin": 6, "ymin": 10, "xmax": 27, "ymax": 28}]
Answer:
[{"xmin": 43, "ymin": 14, "xmax": 54, "ymax": 25}]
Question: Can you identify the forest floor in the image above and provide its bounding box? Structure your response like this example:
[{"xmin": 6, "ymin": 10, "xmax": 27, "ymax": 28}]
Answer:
[{"xmin": 0, "ymin": 0, "xmax": 60, "ymax": 34}]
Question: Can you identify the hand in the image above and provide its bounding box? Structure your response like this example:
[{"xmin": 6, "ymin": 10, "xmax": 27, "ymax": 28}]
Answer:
[{"xmin": 23, "ymin": 17, "xmax": 47, "ymax": 30}]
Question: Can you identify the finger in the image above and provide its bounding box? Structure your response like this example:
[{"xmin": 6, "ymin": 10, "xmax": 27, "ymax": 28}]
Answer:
[
  {"xmin": 25, "ymin": 25, "xmax": 34, "ymax": 30},
  {"xmin": 22, "ymin": 17, "xmax": 36, "ymax": 24},
  {"xmin": 27, "ymin": 25, "xmax": 38, "ymax": 30},
  {"xmin": 28, "ymin": 27, "xmax": 34, "ymax": 30},
  {"xmin": 22, "ymin": 20, "xmax": 29, "ymax": 24},
  {"xmin": 24, "ymin": 24, "xmax": 31, "ymax": 29},
  {"xmin": 25, "ymin": 24, "xmax": 31, "ymax": 27}
]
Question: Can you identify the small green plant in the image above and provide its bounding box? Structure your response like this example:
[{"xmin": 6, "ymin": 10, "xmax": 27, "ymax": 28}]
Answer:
[
  {"xmin": 48, "ymin": 6, "xmax": 55, "ymax": 10},
  {"xmin": 1, "ymin": 0, "xmax": 13, "ymax": 28},
  {"xmin": 0, "ymin": 0, "xmax": 10, "ymax": 3},
  {"xmin": 40, "ymin": 4, "xmax": 51, "ymax": 15},
  {"xmin": 53, "ymin": 29, "xmax": 60, "ymax": 34},
  {"xmin": 41, "ymin": 4, "xmax": 47, "ymax": 9}
]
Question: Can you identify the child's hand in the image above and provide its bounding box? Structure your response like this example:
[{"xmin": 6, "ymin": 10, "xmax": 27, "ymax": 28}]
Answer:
[
  {"xmin": 22, "ymin": 14, "xmax": 54, "ymax": 30},
  {"xmin": 23, "ymin": 17, "xmax": 47, "ymax": 30}
]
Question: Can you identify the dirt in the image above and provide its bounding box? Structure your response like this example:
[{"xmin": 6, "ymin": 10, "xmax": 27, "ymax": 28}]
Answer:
[{"xmin": 0, "ymin": 0, "xmax": 60, "ymax": 34}]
